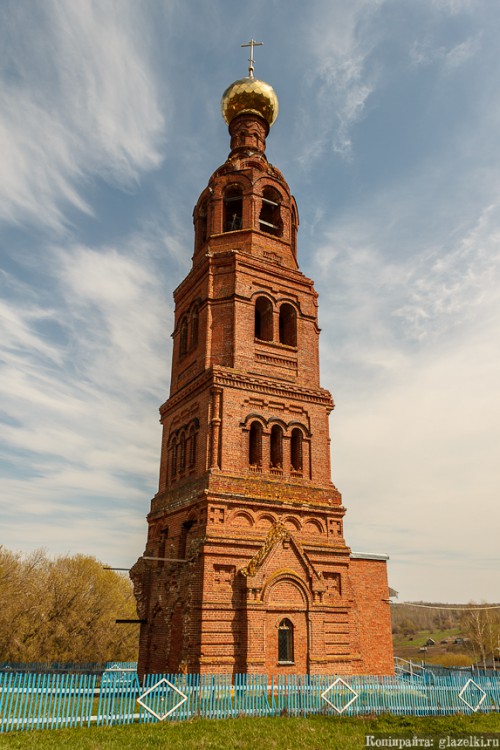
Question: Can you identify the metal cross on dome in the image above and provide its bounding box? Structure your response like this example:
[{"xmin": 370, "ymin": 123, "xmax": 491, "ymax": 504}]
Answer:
[{"xmin": 241, "ymin": 39, "xmax": 263, "ymax": 78}]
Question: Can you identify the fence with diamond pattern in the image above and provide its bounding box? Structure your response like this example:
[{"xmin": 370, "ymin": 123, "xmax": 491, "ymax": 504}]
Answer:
[{"xmin": 0, "ymin": 670, "xmax": 499, "ymax": 733}]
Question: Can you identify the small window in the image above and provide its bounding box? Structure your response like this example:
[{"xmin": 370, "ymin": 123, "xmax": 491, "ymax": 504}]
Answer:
[
  {"xmin": 291, "ymin": 429, "xmax": 303, "ymax": 472},
  {"xmin": 270, "ymin": 425, "xmax": 283, "ymax": 469},
  {"xmin": 158, "ymin": 527, "xmax": 169, "ymax": 566},
  {"xmin": 279, "ymin": 303, "xmax": 297, "ymax": 347},
  {"xmin": 179, "ymin": 317, "xmax": 188, "ymax": 358},
  {"xmin": 278, "ymin": 619, "xmax": 294, "ymax": 663},
  {"xmin": 249, "ymin": 421, "xmax": 262, "ymax": 467},
  {"xmin": 259, "ymin": 187, "xmax": 282, "ymax": 237},
  {"xmin": 190, "ymin": 304, "xmax": 199, "ymax": 349},
  {"xmin": 224, "ymin": 185, "xmax": 243, "ymax": 232},
  {"xmin": 255, "ymin": 296, "xmax": 273, "ymax": 341}
]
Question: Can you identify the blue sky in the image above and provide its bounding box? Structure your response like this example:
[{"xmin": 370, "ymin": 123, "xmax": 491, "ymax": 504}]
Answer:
[{"xmin": 1, "ymin": 0, "xmax": 499, "ymax": 602}]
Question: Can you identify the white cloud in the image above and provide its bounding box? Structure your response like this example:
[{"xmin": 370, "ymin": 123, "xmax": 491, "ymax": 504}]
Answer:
[{"xmin": 0, "ymin": 1, "xmax": 165, "ymax": 232}]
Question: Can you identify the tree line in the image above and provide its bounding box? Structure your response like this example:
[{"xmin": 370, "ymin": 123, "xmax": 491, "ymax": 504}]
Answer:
[
  {"xmin": 391, "ymin": 601, "xmax": 500, "ymax": 668},
  {"xmin": 0, "ymin": 547, "xmax": 138, "ymax": 663}
]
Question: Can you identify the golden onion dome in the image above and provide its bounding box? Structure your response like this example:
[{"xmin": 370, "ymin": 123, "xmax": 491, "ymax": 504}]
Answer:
[{"xmin": 221, "ymin": 76, "xmax": 279, "ymax": 127}]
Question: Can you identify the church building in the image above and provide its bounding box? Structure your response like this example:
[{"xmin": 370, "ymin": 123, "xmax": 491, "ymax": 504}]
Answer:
[{"xmin": 131, "ymin": 49, "xmax": 394, "ymax": 676}]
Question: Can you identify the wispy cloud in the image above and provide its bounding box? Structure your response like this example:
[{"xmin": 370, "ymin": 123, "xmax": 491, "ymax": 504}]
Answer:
[{"xmin": 0, "ymin": 1, "xmax": 165, "ymax": 232}]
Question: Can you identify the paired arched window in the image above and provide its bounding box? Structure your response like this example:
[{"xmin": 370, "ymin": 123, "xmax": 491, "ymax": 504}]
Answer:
[
  {"xmin": 279, "ymin": 303, "xmax": 297, "ymax": 346},
  {"xmin": 249, "ymin": 421, "xmax": 263, "ymax": 467},
  {"xmin": 178, "ymin": 302, "xmax": 201, "ymax": 359},
  {"xmin": 224, "ymin": 185, "xmax": 243, "ymax": 232},
  {"xmin": 278, "ymin": 619, "xmax": 294, "ymax": 663},
  {"xmin": 254, "ymin": 296, "xmax": 273, "ymax": 341},
  {"xmin": 168, "ymin": 420, "xmax": 200, "ymax": 483},
  {"xmin": 259, "ymin": 187, "xmax": 282, "ymax": 237},
  {"xmin": 254, "ymin": 297, "xmax": 297, "ymax": 346}
]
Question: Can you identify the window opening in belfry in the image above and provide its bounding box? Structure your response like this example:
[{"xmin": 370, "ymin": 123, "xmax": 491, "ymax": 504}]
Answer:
[
  {"xmin": 279, "ymin": 303, "xmax": 297, "ymax": 346},
  {"xmin": 255, "ymin": 296, "xmax": 273, "ymax": 341},
  {"xmin": 179, "ymin": 317, "xmax": 188, "ymax": 357},
  {"xmin": 249, "ymin": 421, "xmax": 262, "ymax": 467},
  {"xmin": 270, "ymin": 425, "xmax": 283, "ymax": 469},
  {"xmin": 190, "ymin": 304, "xmax": 199, "ymax": 349},
  {"xmin": 195, "ymin": 199, "xmax": 208, "ymax": 252},
  {"xmin": 259, "ymin": 187, "xmax": 282, "ymax": 236},
  {"xmin": 291, "ymin": 428, "xmax": 303, "ymax": 472},
  {"xmin": 224, "ymin": 185, "xmax": 243, "ymax": 232},
  {"xmin": 278, "ymin": 618, "xmax": 294, "ymax": 663}
]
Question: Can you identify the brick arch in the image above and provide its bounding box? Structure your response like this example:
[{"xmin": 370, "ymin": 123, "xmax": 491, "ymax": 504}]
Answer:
[
  {"xmin": 287, "ymin": 420, "xmax": 310, "ymax": 438},
  {"xmin": 268, "ymin": 416, "xmax": 288, "ymax": 431},
  {"xmin": 229, "ymin": 509, "xmax": 255, "ymax": 527},
  {"xmin": 303, "ymin": 518, "xmax": 324, "ymax": 534},
  {"xmin": 262, "ymin": 570, "xmax": 311, "ymax": 608},
  {"xmin": 241, "ymin": 413, "xmax": 267, "ymax": 429},
  {"xmin": 256, "ymin": 512, "xmax": 276, "ymax": 529},
  {"xmin": 283, "ymin": 515, "xmax": 302, "ymax": 531}
]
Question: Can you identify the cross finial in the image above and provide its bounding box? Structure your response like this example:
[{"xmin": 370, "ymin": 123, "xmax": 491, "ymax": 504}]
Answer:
[{"xmin": 241, "ymin": 39, "xmax": 263, "ymax": 78}]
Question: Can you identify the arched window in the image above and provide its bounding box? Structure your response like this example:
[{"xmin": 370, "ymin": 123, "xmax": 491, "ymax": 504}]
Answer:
[
  {"xmin": 291, "ymin": 428, "xmax": 303, "ymax": 473},
  {"xmin": 279, "ymin": 303, "xmax": 297, "ymax": 347},
  {"xmin": 259, "ymin": 187, "xmax": 282, "ymax": 237},
  {"xmin": 278, "ymin": 618, "xmax": 294, "ymax": 663},
  {"xmin": 158, "ymin": 526, "xmax": 169, "ymax": 567},
  {"xmin": 249, "ymin": 421, "xmax": 262, "ymax": 467},
  {"xmin": 224, "ymin": 185, "xmax": 243, "ymax": 232},
  {"xmin": 179, "ymin": 317, "xmax": 188, "ymax": 358},
  {"xmin": 190, "ymin": 304, "xmax": 199, "ymax": 350},
  {"xmin": 188, "ymin": 427, "xmax": 197, "ymax": 469},
  {"xmin": 179, "ymin": 432, "xmax": 186, "ymax": 473},
  {"xmin": 270, "ymin": 425, "xmax": 283, "ymax": 469},
  {"xmin": 255, "ymin": 296, "xmax": 273, "ymax": 341},
  {"xmin": 195, "ymin": 199, "xmax": 208, "ymax": 252},
  {"xmin": 178, "ymin": 519, "xmax": 195, "ymax": 560},
  {"xmin": 170, "ymin": 438, "xmax": 177, "ymax": 480}
]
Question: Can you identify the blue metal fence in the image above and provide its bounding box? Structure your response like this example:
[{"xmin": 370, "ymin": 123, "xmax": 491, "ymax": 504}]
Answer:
[{"xmin": 1, "ymin": 669, "xmax": 499, "ymax": 733}]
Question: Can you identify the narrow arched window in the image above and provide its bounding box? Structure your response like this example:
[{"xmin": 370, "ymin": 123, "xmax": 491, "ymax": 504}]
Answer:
[
  {"xmin": 178, "ymin": 519, "xmax": 195, "ymax": 560},
  {"xmin": 179, "ymin": 432, "xmax": 186, "ymax": 473},
  {"xmin": 188, "ymin": 427, "xmax": 197, "ymax": 468},
  {"xmin": 195, "ymin": 199, "xmax": 208, "ymax": 252},
  {"xmin": 158, "ymin": 526, "xmax": 169, "ymax": 567},
  {"xmin": 291, "ymin": 428, "xmax": 303, "ymax": 472},
  {"xmin": 190, "ymin": 304, "xmax": 199, "ymax": 350},
  {"xmin": 249, "ymin": 421, "xmax": 262, "ymax": 467},
  {"xmin": 224, "ymin": 185, "xmax": 243, "ymax": 232},
  {"xmin": 179, "ymin": 317, "xmax": 188, "ymax": 358},
  {"xmin": 170, "ymin": 438, "xmax": 177, "ymax": 480},
  {"xmin": 259, "ymin": 187, "xmax": 282, "ymax": 237},
  {"xmin": 255, "ymin": 296, "xmax": 273, "ymax": 341},
  {"xmin": 278, "ymin": 619, "xmax": 294, "ymax": 663},
  {"xmin": 279, "ymin": 303, "xmax": 297, "ymax": 347},
  {"xmin": 270, "ymin": 425, "xmax": 283, "ymax": 469}
]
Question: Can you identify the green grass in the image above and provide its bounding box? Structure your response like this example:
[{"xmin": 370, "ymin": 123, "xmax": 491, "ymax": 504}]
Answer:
[{"xmin": 1, "ymin": 714, "xmax": 500, "ymax": 749}]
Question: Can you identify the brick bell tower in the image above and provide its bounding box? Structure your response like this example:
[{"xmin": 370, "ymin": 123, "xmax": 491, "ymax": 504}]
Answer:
[{"xmin": 131, "ymin": 49, "xmax": 394, "ymax": 676}]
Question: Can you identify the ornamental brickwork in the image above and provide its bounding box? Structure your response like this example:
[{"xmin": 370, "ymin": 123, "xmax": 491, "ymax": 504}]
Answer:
[{"xmin": 131, "ymin": 70, "xmax": 394, "ymax": 677}]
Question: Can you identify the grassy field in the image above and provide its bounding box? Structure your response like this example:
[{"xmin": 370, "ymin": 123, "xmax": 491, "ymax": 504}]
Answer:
[{"xmin": 1, "ymin": 713, "xmax": 499, "ymax": 750}]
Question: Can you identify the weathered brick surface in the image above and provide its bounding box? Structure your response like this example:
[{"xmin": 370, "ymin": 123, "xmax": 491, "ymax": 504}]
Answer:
[{"xmin": 130, "ymin": 110, "xmax": 394, "ymax": 677}]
